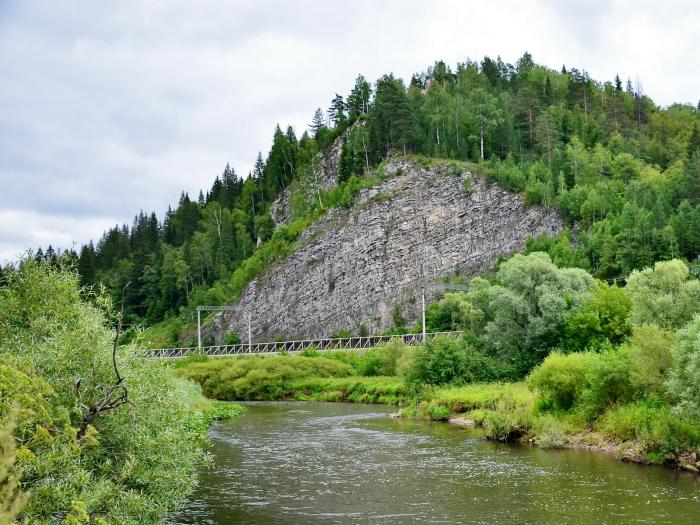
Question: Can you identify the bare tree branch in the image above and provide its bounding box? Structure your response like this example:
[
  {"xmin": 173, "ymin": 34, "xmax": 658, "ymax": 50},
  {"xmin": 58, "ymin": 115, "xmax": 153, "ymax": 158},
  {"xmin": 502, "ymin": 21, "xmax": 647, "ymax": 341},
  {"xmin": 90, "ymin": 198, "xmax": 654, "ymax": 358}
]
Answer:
[{"xmin": 77, "ymin": 282, "xmax": 134, "ymax": 439}]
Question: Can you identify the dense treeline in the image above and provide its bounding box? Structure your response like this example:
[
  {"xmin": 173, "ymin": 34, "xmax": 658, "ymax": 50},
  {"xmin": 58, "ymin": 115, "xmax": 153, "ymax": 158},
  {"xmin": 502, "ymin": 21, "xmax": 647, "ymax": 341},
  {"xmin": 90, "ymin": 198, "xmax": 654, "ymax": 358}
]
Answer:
[{"xmin": 16, "ymin": 53, "xmax": 698, "ymax": 341}]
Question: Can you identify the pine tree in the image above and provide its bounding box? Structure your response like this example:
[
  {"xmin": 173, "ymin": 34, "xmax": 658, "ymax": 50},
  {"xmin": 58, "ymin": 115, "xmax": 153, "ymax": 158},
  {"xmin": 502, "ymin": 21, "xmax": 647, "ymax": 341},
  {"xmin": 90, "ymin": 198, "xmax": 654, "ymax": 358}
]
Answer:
[
  {"xmin": 614, "ymin": 74, "xmax": 622, "ymax": 92},
  {"xmin": 327, "ymin": 94, "xmax": 346, "ymax": 127},
  {"xmin": 78, "ymin": 242, "xmax": 97, "ymax": 285},
  {"xmin": 347, "ymin": 75, "xmax": 371, "ymax": 117},
  {"xmin": 309, "ymin": 108, "xmax": 325, "ymax": 136}
]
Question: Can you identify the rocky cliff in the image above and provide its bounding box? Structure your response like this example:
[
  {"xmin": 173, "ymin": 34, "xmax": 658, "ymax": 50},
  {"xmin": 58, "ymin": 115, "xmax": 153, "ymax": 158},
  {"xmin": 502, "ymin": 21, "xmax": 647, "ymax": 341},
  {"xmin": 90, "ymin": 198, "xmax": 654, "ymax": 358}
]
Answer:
[{"xmin": 211, "ymin": 158, "xmax": 564, "ymax": 342}]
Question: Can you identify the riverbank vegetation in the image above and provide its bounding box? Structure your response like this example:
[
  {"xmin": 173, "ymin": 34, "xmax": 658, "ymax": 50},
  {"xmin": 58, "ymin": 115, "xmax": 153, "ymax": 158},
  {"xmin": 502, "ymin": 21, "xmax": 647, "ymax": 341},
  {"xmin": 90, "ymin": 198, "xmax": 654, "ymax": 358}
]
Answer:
[
  {"xmin": 180, "ymin": 253, "xmax": 700, "ymax": 470},
  {"xmin": 0, "ymin": 259, "xmax": 243, "ymax": 523}
]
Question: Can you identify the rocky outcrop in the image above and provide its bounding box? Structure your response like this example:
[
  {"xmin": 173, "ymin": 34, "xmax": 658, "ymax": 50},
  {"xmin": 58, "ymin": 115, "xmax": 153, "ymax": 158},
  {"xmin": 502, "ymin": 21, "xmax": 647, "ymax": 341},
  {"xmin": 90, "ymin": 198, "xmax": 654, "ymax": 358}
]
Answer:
[
  {"xmin": 212, "ymin": 159, "xmax": 564, "ymax": 342},
  {"xmin": 270, "ymin": 128, "xmax": 347, "ymax": 226}
]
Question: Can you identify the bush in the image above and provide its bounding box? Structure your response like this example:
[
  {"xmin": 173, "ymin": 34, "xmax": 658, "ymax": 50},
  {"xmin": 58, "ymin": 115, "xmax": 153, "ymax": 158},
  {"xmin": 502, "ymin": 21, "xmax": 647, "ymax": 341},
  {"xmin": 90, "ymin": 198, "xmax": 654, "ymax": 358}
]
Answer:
[
  {"xmin": 528, "ymin": 349, "xmax": 634, "ymax": 418},
  {"xmin": 531, "ymin": 413, "xmax": 565, "ymax": 448},
  {"xmin": 427, "ymin": 404, "xmax": 450, "ymax": 421},
  {"xmin": 625, "ymin": 325, "xmax": 674, "ymax": 396},
  {"xmin": 354, "ymin": 339, "xmax": 411, "ymax": 377},
  {"xmin": 600, "ymin": 401, "xmax": 700, "ymax": 460},
  {"xmin": 406, "ymin": 336, "xmax": 473, "ymax": 385},
  {"xmin": 665, "ymin": 314, "xmax": 700, "ymax": 419},
  {"xmin": 527, "ymin": 351, "xmax": 596, "ymax": 411},
  {"xmin": 484, "ymin": 405, "xmax": 531, "ymax": 441},
  {"xmin": 224, "ymin": 330, "xmax": 241, "ymax": 345},
  {"xmin": 0, "ymin": 260, "xmax": 213, "ymax": 523},
  {"xmin": 563, "ymin": 282, "xmax": 631, "ymax": 353},
  {"xmin": 579, "ymin": 350, "xmax": 633, "ymax": 418}
]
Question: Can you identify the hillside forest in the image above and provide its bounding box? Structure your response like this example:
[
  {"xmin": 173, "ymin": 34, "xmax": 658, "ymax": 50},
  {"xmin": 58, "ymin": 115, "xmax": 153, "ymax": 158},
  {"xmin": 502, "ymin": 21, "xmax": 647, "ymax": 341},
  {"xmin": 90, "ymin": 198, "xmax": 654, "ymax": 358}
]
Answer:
[{"xmin": 9, "ymin": 53, "xmax": 700, "ymax": 342}]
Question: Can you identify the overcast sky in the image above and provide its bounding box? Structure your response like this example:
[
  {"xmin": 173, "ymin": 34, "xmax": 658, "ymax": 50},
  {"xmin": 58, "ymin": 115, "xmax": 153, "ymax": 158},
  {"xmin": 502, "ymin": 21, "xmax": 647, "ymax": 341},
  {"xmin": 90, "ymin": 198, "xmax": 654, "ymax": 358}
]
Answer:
[{"xmin": 1, "ymin": 0, "xmax": 698, "ymax": 263}]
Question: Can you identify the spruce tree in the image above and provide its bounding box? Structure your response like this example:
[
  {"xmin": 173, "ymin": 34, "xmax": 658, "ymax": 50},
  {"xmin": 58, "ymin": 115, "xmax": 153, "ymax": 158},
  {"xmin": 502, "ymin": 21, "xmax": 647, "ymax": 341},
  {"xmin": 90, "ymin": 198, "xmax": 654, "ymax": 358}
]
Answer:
[{"xmin": 309, "ymin": 108, "xmax": 325, "ymax": 136}]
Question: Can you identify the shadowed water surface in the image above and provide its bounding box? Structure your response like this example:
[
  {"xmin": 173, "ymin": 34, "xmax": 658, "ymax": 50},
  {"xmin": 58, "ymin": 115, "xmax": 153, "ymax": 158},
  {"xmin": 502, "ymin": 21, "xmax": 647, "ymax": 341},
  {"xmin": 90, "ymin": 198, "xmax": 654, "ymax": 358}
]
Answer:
[{"xmin": 168, "ymin": 401, "xmax": 700, "ymax": 524}]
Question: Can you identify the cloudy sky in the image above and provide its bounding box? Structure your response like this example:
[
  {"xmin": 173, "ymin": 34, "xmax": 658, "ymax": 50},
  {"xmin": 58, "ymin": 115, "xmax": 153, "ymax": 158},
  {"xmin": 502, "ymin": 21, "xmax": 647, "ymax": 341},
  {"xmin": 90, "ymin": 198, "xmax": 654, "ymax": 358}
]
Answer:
[{"xmin": 1, "ymin": 0, "xmax": 698, "ymax": 263}]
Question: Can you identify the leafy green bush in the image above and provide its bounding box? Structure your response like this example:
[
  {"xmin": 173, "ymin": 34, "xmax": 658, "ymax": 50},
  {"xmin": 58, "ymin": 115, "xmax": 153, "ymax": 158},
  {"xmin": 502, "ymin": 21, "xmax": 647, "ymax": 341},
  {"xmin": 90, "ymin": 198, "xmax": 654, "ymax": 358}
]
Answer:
[
  {"xmin": 626, "ymin": 259, "xmax": 700, "ymax": 329},
  {"xmin": 354, "ymin": 339, "xmax": 411, "ymax": 376},
  {"xmin": 625, "ymin": 325, "xmax": 674, "ymax": 396},
  {"xmin": 563, "ymin": 282, "xmax": 631, "ymax": 353},
  {"xmin": 600, "ymin": 401, "xmax": 700, "ymax": 460},
  {"xmin": 404, "ymin": 335, "xmax": 504, "ymax": 386},
  {"xmin": 665, "ymin": 314, "xmax": 700, "ymax": 419},
  {"xmin": 578, "ymin": 350, "xmax": 633, "ymax": 418},
  {"xmin": 427, "ymin": 404, "xmax": 450, "ymax": 421},
  {"xmin": 526, "ymin": 351, "xmax": 596, "ymax": 410},
  {"xmin": 0, "ymin": 260, "xmax": 214, "ymax": 523}
]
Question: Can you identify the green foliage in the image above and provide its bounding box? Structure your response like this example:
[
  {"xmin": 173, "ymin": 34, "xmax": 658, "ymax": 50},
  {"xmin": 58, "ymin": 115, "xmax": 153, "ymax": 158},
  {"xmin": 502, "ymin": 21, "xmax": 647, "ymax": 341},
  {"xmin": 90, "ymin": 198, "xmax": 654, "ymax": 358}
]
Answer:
[
  {"xmin": 353, "ymin": 340, "xmax": 412, "ymax": 376},
  {"xmin": 425, "ymin": 382, "xmax": 533, "ymax": 414},
  {"xmin": 426, "ymin": 404, "xmax": 450, "ymax": 421},
  {"xmin": 600, "ymin": 401, "xmax": 700, "ymax": 460},
  {"xmin": 0, "ymin": 407, "xmax": 28, "ymax": 524},
  {"xmin": 224, "ymin": 331, "xmax": 241, "ymax": 345},
  {"xmin": 625, "ymin": 325, "xmax": 675, "ymax": 396},
  {"xmin": 563, "ymin": 281, "xmax": 631, "ymax": 353},
  {"xmin": 527, "ymin": 351, "xmax": 597, "ymax": 411},
  {"xmin": 626, "ymin": 259, "xmax": 700, "ymax": 329},
  {"xmin": 289, "ymin": 376, "xmax": 407, "ymax": 404},
  {"xmin": 665, "ymin": 315, "xmax": 700, "ymax": 419},
  {"xmin": 405, "ymin": 335, "xmax": 507, "ymax": 386},
  {"xmin": 179, "ymin": 355, "xmax": 354, "ymax": 400},
  {"xmin": 0, "ymin": 260, "xmax": 217, "ymax": 523}
]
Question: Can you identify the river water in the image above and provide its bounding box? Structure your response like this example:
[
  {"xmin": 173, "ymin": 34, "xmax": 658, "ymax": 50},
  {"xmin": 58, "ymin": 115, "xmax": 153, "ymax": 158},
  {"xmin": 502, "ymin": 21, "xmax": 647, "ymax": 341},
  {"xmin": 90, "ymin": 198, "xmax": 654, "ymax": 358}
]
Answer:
[{"xmin": 168, "ymin": 402, "xmax": 700, "ymax": 524}]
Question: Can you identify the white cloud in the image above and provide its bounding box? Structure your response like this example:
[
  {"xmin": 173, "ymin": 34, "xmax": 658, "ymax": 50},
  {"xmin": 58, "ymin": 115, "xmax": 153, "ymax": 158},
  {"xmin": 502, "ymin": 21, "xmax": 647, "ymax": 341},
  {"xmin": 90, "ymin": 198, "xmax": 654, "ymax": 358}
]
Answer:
[{"xmin": 0, "ymin": 0, "xmax": 698, "ymax": 264}]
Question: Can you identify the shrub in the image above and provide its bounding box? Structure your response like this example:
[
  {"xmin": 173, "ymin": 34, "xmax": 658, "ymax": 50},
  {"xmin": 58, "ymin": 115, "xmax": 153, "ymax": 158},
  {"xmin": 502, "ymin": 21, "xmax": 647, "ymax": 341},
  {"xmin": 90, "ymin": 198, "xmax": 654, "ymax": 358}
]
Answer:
[
  {"xmin": 427, "ymin": 404, "xmax": 450, "ymax": 421},
  {"xmin": 563, "ymin": 282, "xmax": 631, "ymax": 353},
  {"xmin": 626, "ymin": 259, "xmax": 700, "ymax": 329},
  {"xmin": 531, "ymin": 414, "xmax": 565, "ymax": 449},
  {"xmin": 0, "ymin": 260, "xmax": 213, "ymax": 523},
  {"xmin": 484, "ymin": 404, "xmax": 532, "ymax": 441},
  {"xmin": 600, "ymin": 401, "xmax": 700, "ymax": 460},
  {"xmin": 224, "ymin": 331, "xmax": 241, "ymax": 345},
  {"xmin": 179, "ymin": 354, "xmax": 354, "ymax": 401},
  {"xmin": 665, "ymin": 314, "xmax": 700, "ymax": 419},
  {"xmin": 625, "ymin": 325, "xmax": 674, "ymax": 396},
  {"xmin": 528, "ymin": 349, "xmax": 636, "ymax": 419},
  {"xmin": 579, "ymin": 350, "xmax": 633, "ymax": 418},
  {"xmin": 527, "ymin": 351, "xmax": 596, "ymax": 411},
  {"xmin": 354, "ymin": 339, "xmax": 411, "ymax": 377}
]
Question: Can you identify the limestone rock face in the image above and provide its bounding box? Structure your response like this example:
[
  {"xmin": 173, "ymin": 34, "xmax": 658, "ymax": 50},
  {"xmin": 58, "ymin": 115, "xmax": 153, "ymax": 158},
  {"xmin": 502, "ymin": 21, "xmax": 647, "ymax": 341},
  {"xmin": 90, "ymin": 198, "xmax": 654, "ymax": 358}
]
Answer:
[{"xmin": 214, "ymin": 159, "xmax": 564, "ymax": 342}]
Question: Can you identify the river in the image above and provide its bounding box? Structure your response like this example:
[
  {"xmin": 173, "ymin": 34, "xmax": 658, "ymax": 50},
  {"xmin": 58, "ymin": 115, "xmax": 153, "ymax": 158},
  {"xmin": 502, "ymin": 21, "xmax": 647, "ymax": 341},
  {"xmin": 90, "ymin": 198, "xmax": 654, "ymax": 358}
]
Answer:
[{"xmin": 168, "ymin": 401, "xmax": 700, "ymax": 524}]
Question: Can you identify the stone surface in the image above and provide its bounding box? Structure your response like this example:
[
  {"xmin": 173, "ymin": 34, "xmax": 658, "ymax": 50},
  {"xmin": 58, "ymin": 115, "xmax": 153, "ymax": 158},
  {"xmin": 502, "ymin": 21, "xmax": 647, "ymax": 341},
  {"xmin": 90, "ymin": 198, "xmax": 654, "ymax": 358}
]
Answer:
[
  {"xmin": 213, "ymin": 159, "xmax": 564, "ymax": 342},
  {"xmin": 269, "ymin": 127, "xmax": 347, "ymax": 226}
]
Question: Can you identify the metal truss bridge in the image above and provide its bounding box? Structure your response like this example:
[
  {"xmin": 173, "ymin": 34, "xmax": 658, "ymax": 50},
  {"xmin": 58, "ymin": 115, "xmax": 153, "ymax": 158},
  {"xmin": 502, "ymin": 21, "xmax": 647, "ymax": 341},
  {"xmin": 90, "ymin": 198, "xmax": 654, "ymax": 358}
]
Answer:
[{"xmin": 153, "ymin": 330, "xmax": 463, "ymax": 359}]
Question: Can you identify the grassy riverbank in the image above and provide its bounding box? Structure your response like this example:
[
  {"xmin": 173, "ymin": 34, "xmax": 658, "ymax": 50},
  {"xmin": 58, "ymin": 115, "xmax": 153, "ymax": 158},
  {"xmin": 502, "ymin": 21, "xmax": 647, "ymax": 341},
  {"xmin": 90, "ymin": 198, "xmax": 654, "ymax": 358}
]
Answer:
[
  {"xmin": 175, "ymin": 350, "xmax": 410, "ymax": 405},
  {"xmin": 177, "ymin": 344, "xmax": 700, "ymax": 472},
  {"xmin": 177, "ymin": 255, "xmax": 700, "ymax": 473}
]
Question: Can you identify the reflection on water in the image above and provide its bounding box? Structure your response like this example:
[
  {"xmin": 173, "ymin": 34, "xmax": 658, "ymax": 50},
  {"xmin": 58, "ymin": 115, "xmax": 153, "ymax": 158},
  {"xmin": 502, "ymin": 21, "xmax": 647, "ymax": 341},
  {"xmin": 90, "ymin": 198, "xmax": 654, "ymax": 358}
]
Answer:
[{"xmin": 168, "ymin": 401, "xmax": 700, "ymax": 524}]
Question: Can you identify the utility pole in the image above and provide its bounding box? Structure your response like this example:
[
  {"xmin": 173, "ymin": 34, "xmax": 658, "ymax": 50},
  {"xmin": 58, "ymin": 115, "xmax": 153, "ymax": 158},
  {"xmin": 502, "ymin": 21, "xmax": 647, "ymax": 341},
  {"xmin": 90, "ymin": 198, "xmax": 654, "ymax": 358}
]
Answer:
[
  {"xmin": 197, "ymin": 309, "xmax": 202, "ymax": 351},
  {"xmin": 421, "ymin": 287, "xmax": 426, "ymax": 344},
  {"xmin": 248, "ymin": 313, "xmax": 252, "ymax": 347},
  {"xmin": 195, "ymin": 305, "xmax": 237, "ymax": 352},
  {"xmin": 420, "ymin": 283, "xmax": 470, "ymax": 345}
]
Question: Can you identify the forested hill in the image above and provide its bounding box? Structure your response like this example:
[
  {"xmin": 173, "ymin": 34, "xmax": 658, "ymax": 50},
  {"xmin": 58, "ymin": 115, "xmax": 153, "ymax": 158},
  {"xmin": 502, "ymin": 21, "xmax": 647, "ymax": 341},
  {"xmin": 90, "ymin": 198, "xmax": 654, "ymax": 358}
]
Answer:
[{"xmin": 20, "ymin": 52, "xmax": 700, "ymax": 340}]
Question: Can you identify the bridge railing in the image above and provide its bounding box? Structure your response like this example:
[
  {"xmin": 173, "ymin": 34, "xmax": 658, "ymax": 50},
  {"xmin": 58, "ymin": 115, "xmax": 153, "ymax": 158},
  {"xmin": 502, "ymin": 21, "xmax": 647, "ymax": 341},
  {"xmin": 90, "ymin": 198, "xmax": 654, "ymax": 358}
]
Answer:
[{"xmin": 152, "ymin": 330, "xmax": 463, "ymax": 359}]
